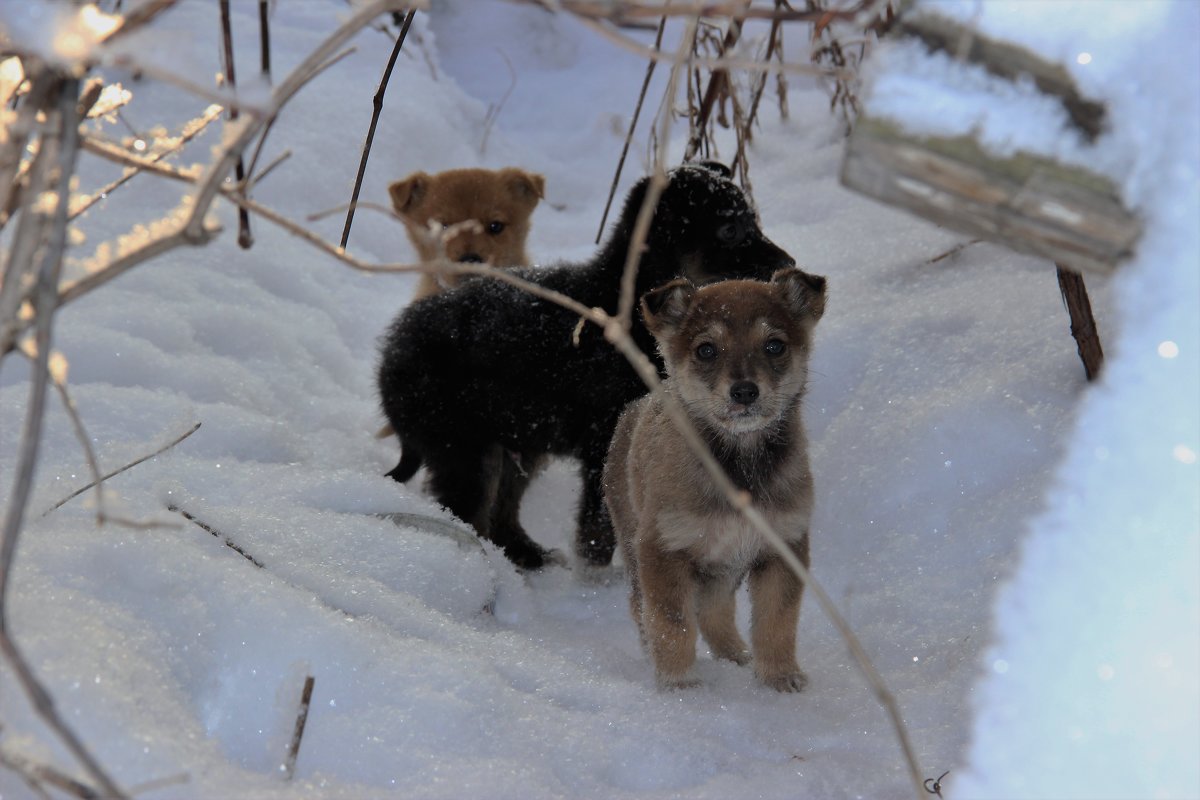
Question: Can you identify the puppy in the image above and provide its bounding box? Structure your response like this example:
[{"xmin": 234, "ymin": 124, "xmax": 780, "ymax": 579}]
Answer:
[
  {"xmin": 389, "ymin": 167, "xmax": 544, "ymax": 301},
  {"xmin": 377, "ymin": 162, "xmax": 794, "ymax": 570},
  {"xmin": 603, "ymin": 268, "xmax": 827, "ymax": 691}
]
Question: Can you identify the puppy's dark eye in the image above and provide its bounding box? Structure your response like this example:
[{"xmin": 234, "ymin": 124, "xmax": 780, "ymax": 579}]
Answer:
[
  {"xmin": 487, "ymin": 221, "xmax": 506, "ymax": 235},
  {"xmin": 716, "ymin": 222, "xmax": 742, "ymax": 245},
  {"xmin": 696, "ymin": 343, "xmax": 718, "ymax": 361},
  {"xmin": 764, "ymin": 339, "xmax": 787, "ymax": 356}
]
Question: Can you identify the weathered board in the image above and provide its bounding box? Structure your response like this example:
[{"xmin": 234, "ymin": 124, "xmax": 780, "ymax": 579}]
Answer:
[
  {"xmin": 841, "ymin": 117, "xmax": 1139, "ymax": 275},
  {"xmin": 842, "ymin": 5, "xmax": 1141, "ymax": 276}
]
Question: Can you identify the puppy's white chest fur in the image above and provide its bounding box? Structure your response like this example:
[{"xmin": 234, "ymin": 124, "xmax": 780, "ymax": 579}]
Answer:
[{"xmin": 656, "ymin": 509, "xmax": 802, "ymax": 569}]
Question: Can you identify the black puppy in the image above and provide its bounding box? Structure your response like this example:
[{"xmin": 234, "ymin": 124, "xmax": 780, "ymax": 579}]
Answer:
[{"xmin": 377, "ymin": 163, "xmax": 794, "ymax": 570}]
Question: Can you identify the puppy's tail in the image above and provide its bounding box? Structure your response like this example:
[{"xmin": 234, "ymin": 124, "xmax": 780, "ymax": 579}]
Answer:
[{"xmin": 386, "ymin": 444, "xmax": 423, "ymax": 483}]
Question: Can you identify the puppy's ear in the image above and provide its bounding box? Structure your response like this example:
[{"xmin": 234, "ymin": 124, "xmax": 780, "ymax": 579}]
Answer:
[
  {"xmin": 503, "ymin": 169, "xmax": 545, "ymax": 208},
  {"xmin": 640, "ymin": 279, "xmax": 695, "ymax": 337},
  {"xmin": 772, "ymin": 267, "xmax": 827, "ymax": 322},
  {"xmin": 389, "ymin": 172, "xmax": 429, "ymax": 214}
]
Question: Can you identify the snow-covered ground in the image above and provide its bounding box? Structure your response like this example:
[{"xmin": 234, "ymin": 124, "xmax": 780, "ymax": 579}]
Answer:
[{"xmin": 0, "ymin": 1, "xmax": 1195, "ymax": 798}]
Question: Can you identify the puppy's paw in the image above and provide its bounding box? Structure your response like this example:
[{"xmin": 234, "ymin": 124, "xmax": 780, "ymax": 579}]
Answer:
[
  {"xmin": 656, "ymin": 672, "xmax": 702, "ymax": 691},
  {"xmin": 719, "ymin": 648, "xmax": 752, "ymax": 667},
  {"xmin": 507, "ymin": 544, "xmax": 567, "ymax": 572},
  {"xmin": 758, "ymin": 667, "xmax": 808, "ymax": 693}
]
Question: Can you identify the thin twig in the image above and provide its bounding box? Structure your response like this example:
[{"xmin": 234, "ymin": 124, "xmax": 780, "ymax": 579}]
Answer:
[
  {"xmin": 0, "ymin": 73, "xmax": 128, "ymax": 800},
  {"xmin": 259, "ymin": 0, "xmax": 273, "ymax": 81},
  {"xmin": 596, "ymin": 15, "xmax": 665, "ymax": 244},
  {"xmin": 514, "ymin": 0, "xmax": 870, "ymax": 25},
  {"xmin": 246, "ymin": 148, "xmax": 292, "ymax": 190},
  {"xmin": 744, "ymin": 0, "xmax": 788, "ymax": 139},
  {"xmin": 48, "ymin": 353, "xmax": 107, "ymax": 524},
  {"xmin": 70, "ymin": 104, "xmax": 224, "ymax": 221},
  {"xmin": 170, "ymin": 506, "xmax": 264, "ymax": 568},
  {"xmin": 41, "ymin": 422, "xmax": 202, "ymax": 518},
  {"xmin": 571, "ymin": 13, "xmax": 844, "ymax": 81},
  {"xmin": 219, "ymin": 0, "xmax": 254, "ymax": 249},
  {"xmin": 186, "ymin": 1, "xmax": 412, "ymax": 243},
  {"xmin": 282, "ymin": 675, "xmax": 315, "ymax": 780},
  {"xmin": 615, "ymin": 13, "xmax": 696, "ymax": 332},
  {"xmin": 243, "ymin": 46, "xmax": 357, "ymax": 183},
  {"xmin": 340, "ymin": 8, "xmax": 416, "ymax": 249},
  {"xmin": 927, "ymin": 238, "xmax": 980, "ymax": 264},
  {"xmin": 683, "ymin": 0, "xmax": 750, "ymax": 162},
  {"xmin": 479, "ymin": 47, "xmax": 517, "ymax": 156}
]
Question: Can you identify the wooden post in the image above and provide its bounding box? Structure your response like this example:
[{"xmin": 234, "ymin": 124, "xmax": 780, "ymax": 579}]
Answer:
[{"xmin": 1056, "ymin": 264, "xmax": 1104, "ymax": 380}]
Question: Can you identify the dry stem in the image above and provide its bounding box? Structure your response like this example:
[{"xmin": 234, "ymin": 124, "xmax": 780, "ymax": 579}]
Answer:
[
  {"xmin": 41, "ymin": 422, "xmax": 202, "ymax": 518},
  {"xmin": 596, "ymin": 16, "xmax": 666, "ymax": 244},
  {"xmin": 0, "ymin": 74, "xmax": 128, "ymax": 800},
  {"xmin": 219, "ymin": 0, "xmax": 254, "ymax": 248},
  {"xmin": 615, "ymin": 11, "xmax": 696, "ymax": 331},
  {"xmin": 341, "ymin": 9, "xmax": 417, "ymax": 249},
  {"xmin": 282, "ymin": 675, "xmax": 316, "ymax": 780}
]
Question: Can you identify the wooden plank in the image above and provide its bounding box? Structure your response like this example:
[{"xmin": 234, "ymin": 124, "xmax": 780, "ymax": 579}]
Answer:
[
  {"xmin": 840, "ymin": 117, "xmax": 1140, "ymax": 274},
  {"xmin": 891, "ymin": 5, "xmax": 1105, "ymax": 140}
]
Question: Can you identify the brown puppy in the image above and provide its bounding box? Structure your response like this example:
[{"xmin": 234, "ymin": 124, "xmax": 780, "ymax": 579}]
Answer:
[
  {"xmin": 603, "ymin": 268, "xmax": 827, "ymax": 691},
  {"xmin": 389, "ymin": 167, "xmax": 545, "ymax": 300}
]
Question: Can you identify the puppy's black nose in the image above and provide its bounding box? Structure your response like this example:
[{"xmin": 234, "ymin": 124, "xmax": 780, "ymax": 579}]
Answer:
[
  {"xmin": 729, "ymin": 381, "xmax": 759, "ymax": 405},
  {"xmin": 458, "ymin": 253, "xmax": 483, "ymax": 263}
]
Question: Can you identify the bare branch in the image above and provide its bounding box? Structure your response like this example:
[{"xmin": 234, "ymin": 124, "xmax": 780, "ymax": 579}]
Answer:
[
  {"xmin": 683, "ymin": 1, "xmax": 750, "ymax": 162},
  {"xmin": 615, "ymin": 13, "xmax": 695, "ymax": 331},
  {"xmin": 282, "ymin": 675, "xmax": 315, "ymax": 780},
  {"xmin": 509, "ymin": 0, "xmax": 871, "ymax": 25},
  {"xmin": 0, "ymin": 72, "xmax": 129, "ymax": 800},
  {"xmin": 243, "ymin": 46, "xmax": 357, "ymax": 184},
  {"xmin": 219, "ymin": 0, "xmax": 254, "ymax": 249},
  {"xmin": 596, "ymin": 16, "xmax": 665, "ymax": 244},
  {"xmin": 71, "ymin": 104, "xmax": 224, "ymax": 221},
  {"xmin": 341, "ymin": 8, "xmax": 417, "ymax": 249},
  {"xmin": 186, "ymin": 0, "xmax": 419, "ymax": 243},
  {"xmin": 169, "ymin": 506, "xmax": 264, "ymax": 568},
  {"xmin": 41, "ymin": 422, "xmax": 202, "ymax": 519},
  {"xmin": 570, "ymin": 13, "xmax": 844, "ymax": 81}
]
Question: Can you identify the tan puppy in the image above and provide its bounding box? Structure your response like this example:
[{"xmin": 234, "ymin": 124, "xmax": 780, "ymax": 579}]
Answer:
[
  {"xmin": 603, "ymin": 268, "xmax": 826, "ymax": 691},
  {"xmin": 388, "ymin": 167, "xmax": 545, "ymax": 301}
]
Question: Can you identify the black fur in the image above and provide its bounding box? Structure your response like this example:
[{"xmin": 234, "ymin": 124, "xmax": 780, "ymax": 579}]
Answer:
[{"xmin": 377, "ymin": 163, "xmax": 794, "ymax": 569}]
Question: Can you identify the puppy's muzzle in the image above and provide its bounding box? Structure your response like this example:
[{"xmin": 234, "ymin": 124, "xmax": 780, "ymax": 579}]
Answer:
[{"xmin": 730, "ymin": 381, "xmax": 759, "ymax": 405}]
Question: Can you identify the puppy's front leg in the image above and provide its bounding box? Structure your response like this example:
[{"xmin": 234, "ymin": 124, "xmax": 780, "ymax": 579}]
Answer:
[
  {"xmin": 697, "ymin": 575, "xmax": 751, "ymax": 666},
  {"xmin": 749, "ymin": 540, "xmax": 809, "ymax": 692},
  {"xmin": 637, "ymin": 538, "xmax": 700, "ymax": 689}
]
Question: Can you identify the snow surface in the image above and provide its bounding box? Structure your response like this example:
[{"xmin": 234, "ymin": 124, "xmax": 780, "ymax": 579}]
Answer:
[{"xmin": 0, "ymin": 1, "xmax": 1195, "ymax": 798}]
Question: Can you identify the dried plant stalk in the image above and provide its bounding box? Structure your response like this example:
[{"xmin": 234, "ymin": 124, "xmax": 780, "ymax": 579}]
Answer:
[{"xmin": 341, "ymin": 9, "xmax": 417, "ymax": 249}]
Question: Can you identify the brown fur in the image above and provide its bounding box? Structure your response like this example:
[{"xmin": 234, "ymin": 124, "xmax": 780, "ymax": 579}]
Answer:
[
  {"xmin": 603, "ymin": 268, "xmax": 826, "ymax": 691},
  {"xmin": 389, "ymin": 167, "xmax": 545, "ymax": 300}
]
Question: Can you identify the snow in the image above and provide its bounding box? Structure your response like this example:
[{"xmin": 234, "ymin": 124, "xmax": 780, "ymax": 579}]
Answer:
[{"xmin": 0, "ymin": 0, "xmax": 1196, "ymax": 798}]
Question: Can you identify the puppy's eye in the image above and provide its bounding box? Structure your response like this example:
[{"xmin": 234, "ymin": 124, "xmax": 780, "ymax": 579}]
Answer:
[
  {"xmin": 696, "ymin": 343, "xmax": 718, "ymax": 361},
  {"xmin": 716, "ymin": 222, "xmax": 743, "ymax": 245},
  {"xmin": 764, "ymin": 339, "xmax": 787, "ymax": 356},
  {"xmin": 487, "ymin": 221, "xmax": 506, "ymax": 235}
]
